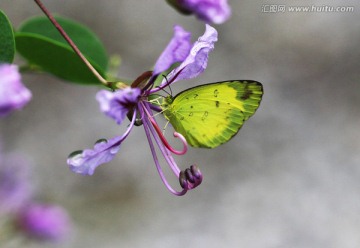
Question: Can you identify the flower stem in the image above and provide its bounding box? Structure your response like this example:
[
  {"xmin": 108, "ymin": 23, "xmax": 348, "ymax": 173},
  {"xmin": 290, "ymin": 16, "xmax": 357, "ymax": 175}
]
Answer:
[{"xmin": 33, "ymin": 0, "xmax": 110, "ymax": 87}]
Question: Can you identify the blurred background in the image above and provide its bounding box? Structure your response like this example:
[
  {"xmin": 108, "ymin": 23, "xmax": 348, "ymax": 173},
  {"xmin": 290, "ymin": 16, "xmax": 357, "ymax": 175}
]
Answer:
[{"xmin": 1, "ymin": 0, "xmax": 360, "ymax": 247}]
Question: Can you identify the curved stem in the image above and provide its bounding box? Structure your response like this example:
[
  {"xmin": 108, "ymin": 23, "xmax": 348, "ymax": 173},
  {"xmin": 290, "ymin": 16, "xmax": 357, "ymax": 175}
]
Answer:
[
  {"xmin": 142, "ymin": 104, "xmax": 180, "ymax": 176},
  {"xmin": 140, "ymin": 105, "xmax": 187, "ymax": 196},
  {"xmin": 112, "ymin": 108, "xmax": 137, "ymax": 147},
  {"xmin": 33, "ymin": 0, "xmax": 109, "ymax": 87},
  {"xmin": 145, "ymin": 113, "xmax": 202, "ymax": 191}
]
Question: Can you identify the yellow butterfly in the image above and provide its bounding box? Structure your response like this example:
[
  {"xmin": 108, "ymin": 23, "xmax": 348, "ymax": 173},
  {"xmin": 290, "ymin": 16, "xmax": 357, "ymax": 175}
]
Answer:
[{"xmin": 161, "ymin": 80, "xmax": 263, "ymax": 148}]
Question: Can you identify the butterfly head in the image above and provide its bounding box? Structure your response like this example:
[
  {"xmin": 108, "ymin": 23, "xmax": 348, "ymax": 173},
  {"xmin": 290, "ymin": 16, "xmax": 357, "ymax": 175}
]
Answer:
[{"xmin": 161, "ymin": 95, "xmax": 174, "ymax": 108}]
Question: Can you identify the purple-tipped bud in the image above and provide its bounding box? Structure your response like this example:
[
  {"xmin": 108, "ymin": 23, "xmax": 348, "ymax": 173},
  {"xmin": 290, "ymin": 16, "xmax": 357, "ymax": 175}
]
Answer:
[
  {"xmin": 185, "ymin": 168, "xmax": 195, "ymax": 183},
  {"xmin": 190, "ymin": 165, "xmax": 202, "ymax": 179},
  {"xmin": 17, "ymin": 203, "xmax": 71, "ymax": 242},
  {"xmin": 179, "ymin": 171, "xmax": 189, "ymax": 189},
  {"xmin": 178, "ymin": 165, "xmax": 203, "ymax": 190}
]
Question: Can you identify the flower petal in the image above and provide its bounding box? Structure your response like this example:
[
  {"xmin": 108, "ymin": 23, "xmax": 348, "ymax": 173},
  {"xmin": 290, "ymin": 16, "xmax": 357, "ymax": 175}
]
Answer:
[
  {"xmin": 67, "ymin": 136, "xmax": 123, "ymax": 176},
  {"xmin": 96, "ymin": 87, "xmax": 140, "ymax": 125},
  {"xmin": 182, "ymin": 0, "xmax": 231, "ymax": 24},
  {"xmin": 67, "ymin": 108, "xmax": 137, "ymax": 176},
  {"xmin": 160, "ymin": 24, "xmax": 217, "ymax": 86},
  {"xmin": 0, "ymin": 64, "xmax": 32, "ymax": 117},
  {"xmin": 153, "ymin": 25, "xmax": 192, "ymax": 76}
]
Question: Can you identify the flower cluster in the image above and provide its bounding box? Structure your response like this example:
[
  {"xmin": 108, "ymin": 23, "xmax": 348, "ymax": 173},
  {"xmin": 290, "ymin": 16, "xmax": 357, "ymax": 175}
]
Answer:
[
  {"xmin": 2, "ymin": 0, "xmax": 232, "ymax": 204},
  {"xmin": 0, "ymin": 54, "xmax": 70, "ymax": 242},
  {"xmin": 68, "ymin": 24, "xmax": 218, "ymax": 196}
]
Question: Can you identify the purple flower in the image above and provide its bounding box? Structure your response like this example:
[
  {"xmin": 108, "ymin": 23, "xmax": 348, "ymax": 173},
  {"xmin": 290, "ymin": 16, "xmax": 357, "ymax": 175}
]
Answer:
[
  {"xmin": 167, "ymin": 0, "xmax": 231, "ymax": 24},
  {"xmin": 153, "ymin": 25, "xmax": 192, "ymax": 75},
  {"xmin": 68, "ymin": 129, "xmax": 133, "ymax": 176},
  {"xmin": 17, "ymin": 203, "xmax": 71, "ymax": 241},
  {"xmin": 67, "ymin": 25, "xmax": 217, "ymax": 196},
  {"xmin": 156, "ymin": 24, "xmax": 217, "ymax": 87},
  {"xmin": 0, "ymin": 64, "xmax": 32, "ymax": 117},
  {"xmin": 96, "ymin": 87, "xmax": 141, "ymax": 125},
  {"xmin": 0, "ymin": 152, "xmax": 33, "ymax": 214}
]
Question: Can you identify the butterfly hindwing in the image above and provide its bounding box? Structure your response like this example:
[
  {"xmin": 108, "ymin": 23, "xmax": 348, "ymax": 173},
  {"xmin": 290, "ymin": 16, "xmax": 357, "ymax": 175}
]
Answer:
[{"xmin": 162, "ymin": 80, "xmax": 263, "ymax": 148}]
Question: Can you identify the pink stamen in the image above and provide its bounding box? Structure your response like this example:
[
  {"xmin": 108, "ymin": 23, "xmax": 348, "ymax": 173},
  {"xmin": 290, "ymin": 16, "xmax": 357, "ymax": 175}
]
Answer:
[
  {"xmin": 140, "ymin": 104, "xmax": 188, "ymax": 196},
  {"xmin": 142, "ymin": 102, "xmax": 188, "ymax": 155},
  {"xmin": 150, "ymin": 119, "xmax": 187, "ymax": 155},
  {"xmin": 173, "ymin": 132, "xmax": 188, "ymax": 154}
]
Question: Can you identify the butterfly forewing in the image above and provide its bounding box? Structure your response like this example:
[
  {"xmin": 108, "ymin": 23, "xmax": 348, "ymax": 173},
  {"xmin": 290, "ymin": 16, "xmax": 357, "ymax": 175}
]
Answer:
[{"xmin": 162, "ymin": 80, "xmax": 263, "ymax": 148}]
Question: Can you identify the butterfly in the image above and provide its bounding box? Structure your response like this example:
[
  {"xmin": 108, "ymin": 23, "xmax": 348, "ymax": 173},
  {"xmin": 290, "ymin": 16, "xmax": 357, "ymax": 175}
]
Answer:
[{"xmin": 161, "ymin": 80, "xmax": 263, "ymax": 148}]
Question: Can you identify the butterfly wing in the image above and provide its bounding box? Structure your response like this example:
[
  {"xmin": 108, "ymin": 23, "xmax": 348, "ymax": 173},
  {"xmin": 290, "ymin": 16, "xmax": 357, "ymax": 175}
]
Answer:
[{"xmin": 163, "ymin": 80, "xmax": 263, "ymax": 148}]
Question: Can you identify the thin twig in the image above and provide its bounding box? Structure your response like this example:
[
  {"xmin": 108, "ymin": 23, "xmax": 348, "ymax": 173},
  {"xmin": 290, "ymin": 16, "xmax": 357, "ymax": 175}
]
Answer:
[{"xmin": 33, "ymin": 0, "xmax": 109, "ymax": 86}]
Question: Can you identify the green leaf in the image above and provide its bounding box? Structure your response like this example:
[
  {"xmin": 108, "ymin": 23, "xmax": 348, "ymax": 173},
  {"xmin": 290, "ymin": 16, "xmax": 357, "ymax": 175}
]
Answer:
[
  {"xmin": 15, "ymin": 16, "xmax": 108, "ymax": 85},
  {"xmin": 0, "ymin": 10, "xmax": 15, "ymax": 63}
]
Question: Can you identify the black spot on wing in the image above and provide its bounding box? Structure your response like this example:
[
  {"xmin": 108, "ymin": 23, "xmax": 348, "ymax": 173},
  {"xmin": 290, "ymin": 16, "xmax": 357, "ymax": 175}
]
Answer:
[
  {"xmin": 240, "ymin": 84, "xmax": 253, "ymax": 100},
  {"xmin": 201, "ymin": 111, "xmax": 209, "ymax": 121}
]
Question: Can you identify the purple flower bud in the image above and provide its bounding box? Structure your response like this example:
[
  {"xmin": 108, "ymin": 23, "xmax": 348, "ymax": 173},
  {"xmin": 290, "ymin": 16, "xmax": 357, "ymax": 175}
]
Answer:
[
  {"xmin": 18, "ymin": 203, "xmax": 71, "ymax": 242},
  {"xmin": 168, "ymin": 0, "xmax": 231, "ymax": 24},
  {"xmin": 0, "ymin": 64, "xmax": 32, "ymax": 117}
]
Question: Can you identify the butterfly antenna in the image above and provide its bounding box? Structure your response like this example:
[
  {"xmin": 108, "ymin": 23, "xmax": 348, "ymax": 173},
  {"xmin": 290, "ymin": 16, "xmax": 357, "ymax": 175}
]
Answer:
[
  {"xmin": 169, "ymin": 84, "xmax": 173, "ymax": 96},
  {"xmin": 164, "ymin": 75, "xmax": 173, "ymax": 96},
  {"xmin": 161, "ymin": 75, "xmax": 172, "ymax": 96}
]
